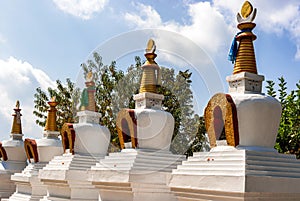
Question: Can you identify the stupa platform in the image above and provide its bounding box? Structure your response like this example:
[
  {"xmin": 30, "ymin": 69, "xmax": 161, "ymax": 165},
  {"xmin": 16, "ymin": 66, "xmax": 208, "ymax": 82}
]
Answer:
[
  {"xmin": 39, "ymin": 152, "xmax": 104, "ymax": 201},
  {"xmin": 4, "ymin": 162, "xmax": 48, "ymax": 201},
  {"xmin": 89, "ymin": 148, "xmax": 185, "ymax": 201},
  {"xmin": 169, "ymin": 146, "xmax": 300, "ymax": 201}
]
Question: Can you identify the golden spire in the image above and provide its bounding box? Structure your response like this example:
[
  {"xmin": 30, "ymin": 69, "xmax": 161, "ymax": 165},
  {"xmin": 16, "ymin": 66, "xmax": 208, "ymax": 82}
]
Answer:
[
  {"xmin": 139, "ymin": 39, "xmax": 161, "ymax": 93},
  {"xmin": 233, "ymin": 1, "xmax": 257, "ymax": 74},
  {"xmin": 85, "ymin": 72, "xmax": 96, "ymax": 111},
  {"xmin": 11, "ymin": 100, "xmax": 22, "ymax": 134},
  {"xmin": 44, "ymin": 97, "xmax": 58, "ymax": 131}
]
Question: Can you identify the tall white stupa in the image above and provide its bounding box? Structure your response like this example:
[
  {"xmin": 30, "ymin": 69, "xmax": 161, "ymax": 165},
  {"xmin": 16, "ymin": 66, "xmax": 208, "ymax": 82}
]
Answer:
[
  {"xmin": 39, "ymin": 72, "xmax": 111, "ymax": 201},
  {"xmin": 6, "ymin": 98, "xmax": 63, "ymax": 201},
  {"xmin": 0, "ymin": 101, "xmax": 27, "ymax": 199},
  {"xmin": 89, "ymin": 39, "xmax": 185, "ymax": 201},
  {"xmin": 169, "ymin": 1, "xmax": 300, "ymax": 200}
]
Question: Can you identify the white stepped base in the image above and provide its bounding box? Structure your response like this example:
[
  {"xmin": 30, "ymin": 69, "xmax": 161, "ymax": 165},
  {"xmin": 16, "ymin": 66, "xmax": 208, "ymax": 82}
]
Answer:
[
  {"xmin": 89, "ymin": 148, "xmax": 185, "ymax": 201},
  {"xmin": 0, "ymin": 171, "xmax": 16, "ymax": 200},
  {"xmin": 39, "ymin": 153, "xmax": 103, "ymax": 201},
  {"xmin": 7, "ymin": 163, "xmax": 48, "ymax": 201},
  {"xmin": 169, "ymin": 147, "xmax": 300, "ymax": 201},
  {"xmin": 0, "ymin": 161, "xmax": 27, "ymax": 200}
]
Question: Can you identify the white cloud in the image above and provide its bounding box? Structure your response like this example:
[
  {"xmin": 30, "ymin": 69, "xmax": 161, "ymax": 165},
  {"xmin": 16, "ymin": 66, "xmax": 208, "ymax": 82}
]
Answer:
[
  {"xmin": 124, "ymin": 3, "xmax": 163, "ymax": 28},
  {"xmin": 0, "ymin": 57, "xmax": 56, "ymax": 140},
  {"xmin": 124, "ymin": 2, "xmax": 233, "ymax": 57},
  {"xmin": 213, "ymin": 0, "xmax": 300, "ymax": 60},
  {"xmin": 124, "ymin": 0, "xmax": 300, "ymax": 60},
  {"xmin": 53, "ymin": 0, "xmax": 108, "ymax": 20}
]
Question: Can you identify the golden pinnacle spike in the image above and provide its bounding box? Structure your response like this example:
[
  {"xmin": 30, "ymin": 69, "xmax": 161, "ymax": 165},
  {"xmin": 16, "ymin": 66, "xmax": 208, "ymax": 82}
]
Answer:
[
  {"xmin": 44, "ymin": 100, "xmax": 58, "ymax": 131},
  {"xmin": 139, "ymin": 39, "xmax": 160, "ymax": 93},
  {"xmin": 11, "ymin": 100, "xmax": 22, "ymax": 134},
  {"xmin": 233, "ymin": 1, "xmax": 258, "ymax": 74}
]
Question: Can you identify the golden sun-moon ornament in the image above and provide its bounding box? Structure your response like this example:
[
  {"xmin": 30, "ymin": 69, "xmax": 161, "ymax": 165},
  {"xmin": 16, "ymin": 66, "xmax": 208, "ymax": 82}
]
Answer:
[
  {"xmin": 241, "ymin": 1, "xmax": 253, "ymax": 18},
  {"xmin": 237, "ymin": 1, "xmax": 256, "ymax": 23},
  {"xmin": 146, "ymin": 39, "xmax": 156, "ymax": 54}
]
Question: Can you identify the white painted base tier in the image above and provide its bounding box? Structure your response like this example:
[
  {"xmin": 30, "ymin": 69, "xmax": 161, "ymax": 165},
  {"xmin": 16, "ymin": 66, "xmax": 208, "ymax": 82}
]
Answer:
[
  {"xmin": 169, "ymin": 146, "xmax": 300, "ymax": 201},
  {"xmin": 0, "ymin": 160, "xmax": 28, "ymax": 200},
  {"xmin": 0, "ymin": 171, "xmax": 16, "ymax": 200},
  {"xmin": 89, "ymin": 149, "xmax": 186, "ymax": 201},
  {"xmin": 6, "ymin": 162, "xmax": 48, "ymax": 201},
  {"xmin": 39, "ymin": 153, "xmax": 103, "ymax": 201}
]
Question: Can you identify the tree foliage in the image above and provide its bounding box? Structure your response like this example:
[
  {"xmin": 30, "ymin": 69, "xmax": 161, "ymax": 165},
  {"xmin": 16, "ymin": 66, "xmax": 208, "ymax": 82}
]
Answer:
[
  {"xmin": 33, "ymin": 79, "xmax": 80, "ymax": 130},
  {"xmin": 33, "ymin": 52, "xmax": 208, "ymax": 155},
  {"xmin": 266, "ymin": 77, "xmax": 300, "ymax": 158}
]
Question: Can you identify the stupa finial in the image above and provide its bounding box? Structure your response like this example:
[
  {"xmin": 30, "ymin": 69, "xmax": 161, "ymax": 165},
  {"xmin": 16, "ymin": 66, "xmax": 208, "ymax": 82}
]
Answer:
[
  {"xmin": 11, "ymin": 100, "xmax": 23, "ymax": 136},
  {"xmin": 228, "ymin": 0, "xmax": 258, "ymax": 74},
  {"xmin": 139, "ymin": 39, "xmax": 161, "ymax": 93},
  {"xmin": 44, "ymin": 97, "xmax": 58, "ymax": 131},
  {"xmin": 144, "ymin": 39, "xmax": 157, "ymax": 65},
  {"xmin": 79, "ymin": 71, "xmax": 96, "ymax": 112},
  {"xmin": 237, "ymin": 1, "xmax": 257, "ymax": 23},
  {"xmin": 16, "ymin": 100, "xmax": 20, "ymax": 109}
]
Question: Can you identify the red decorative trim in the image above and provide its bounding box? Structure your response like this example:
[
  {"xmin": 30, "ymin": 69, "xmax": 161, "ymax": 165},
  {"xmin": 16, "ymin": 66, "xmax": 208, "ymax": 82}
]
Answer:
[
  {"xmin": 61, "ymin": 123, "xmax": 76, "ymax": 154},
  {"xmin": 226, "ymin": 94, "xmax": 239, "ymax": 146},
  {"xmin": 0, "ymin": 142, "xmax": 8, "ymax": 161},
  {"xmin": 128, "ymin": 109, "xmax": 138, "ymax": 148},
  {"xmin": 116, "ymin": 109, "xmax": 138, "ymax": 149},
  {"xmin": 24, "ymin": 138, "xmax": 39, "ymax": 163}
]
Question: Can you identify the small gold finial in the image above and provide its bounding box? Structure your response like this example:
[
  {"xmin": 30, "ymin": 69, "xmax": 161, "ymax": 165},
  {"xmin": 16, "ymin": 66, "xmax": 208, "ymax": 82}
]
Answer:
[
  {"xmin": 11, "ymin": 100, "xmax": 22, "ymax": 135},
  {"xmin": 139, "ymin": 39, "xmax": 160, "ymax": 93},
  {"xmin": 44, "ymin": 99, "xmax": 58, "ymax": 131},
  {"xmin": 16, "ymin": 100, "xmax": 20, "ymax": 109},
  {"xmin": 86, "ymin": 71, "xmax": 93, "ymax": 82}
]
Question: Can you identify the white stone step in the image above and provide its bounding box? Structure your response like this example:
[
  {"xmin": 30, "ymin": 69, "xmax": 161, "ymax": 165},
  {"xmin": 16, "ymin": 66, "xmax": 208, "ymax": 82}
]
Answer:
[
  {"xmin": 246, "ymin": 169, "xmax": 300, "ymax": 178},
  {"xmin": 176, "ymin": 164, "xmax": 243, "ymax": 170},
  {"xmin": 183, "ymin": 159, "xmax": 244, "ymax": 165},
  {"xmin": 172, "ymin": 169, "xmax": 245, "ymax": 175}
]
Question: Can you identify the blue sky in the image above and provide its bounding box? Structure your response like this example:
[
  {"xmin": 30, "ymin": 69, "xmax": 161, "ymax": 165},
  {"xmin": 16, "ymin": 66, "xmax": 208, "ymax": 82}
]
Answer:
[{"xmin": 0, "ymin": 0, "xmax": 299, "ymax": 140}]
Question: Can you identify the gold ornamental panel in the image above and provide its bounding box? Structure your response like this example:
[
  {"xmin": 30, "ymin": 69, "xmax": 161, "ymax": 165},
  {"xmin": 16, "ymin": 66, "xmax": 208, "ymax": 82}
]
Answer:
[
  {"xmin": 116, "ymin": 109, "xmax": 137, "ymax": 149},
  {"xmin": 204, "ymin": 93, "xmax": 239, "ymax": 148}
]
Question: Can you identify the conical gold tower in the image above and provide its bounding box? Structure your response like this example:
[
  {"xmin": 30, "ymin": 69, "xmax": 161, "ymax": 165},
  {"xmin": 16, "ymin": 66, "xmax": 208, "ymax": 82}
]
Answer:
[
  {"xmin": 233, "ymin": 1, "xmax": 258, "ymax": 74},
  {"xmin": 11, "ymin": 100, "xmax": 22, "ymax": 135},
  {"xmin": 85, "ymin": 79, "xmax": 96, "ymax": 112},
  {"xmin": 44, "ymin": 97, "xmax": 58, "ymax": 131},
  {"xmin": 139, "ymin": 39, "xmax": 161, "ymax": 93}
]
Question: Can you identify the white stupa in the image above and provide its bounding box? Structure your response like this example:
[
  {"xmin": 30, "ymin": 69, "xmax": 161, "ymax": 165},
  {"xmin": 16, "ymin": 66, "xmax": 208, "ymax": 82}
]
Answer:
[
  {"xmin": 88, "ymin": 39, "xmax": 185, "ymax": 201},
  {"xmin": 169, "ymin": 1, "xmax": 300, "ymax": 200},
  {"xmin": 39, "ymin": 72, "xmax": 111, "ymax": 201},
  {"xmin": 6, "ymin": 98, "xmax": 63, "ymax": 201},
  {"xmin": 0, "ymin": 101, "xmax": 27, "ymax": 200}
]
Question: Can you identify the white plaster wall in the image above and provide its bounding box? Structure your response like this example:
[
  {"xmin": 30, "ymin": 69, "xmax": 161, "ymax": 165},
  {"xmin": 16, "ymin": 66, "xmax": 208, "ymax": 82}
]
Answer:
[
  {"xmin": 135, "ymin": 109, "xmax": 174, "ymax": 150},
  {"xmin": 2, "ymin": 139, "xmax": 27, "ymax": 161},
  {"xmin": 36, "ymin": 138, "xmax": 63, "ymax": 162},
  {"xmin": 73, "ymin": 123, "xmax": 110, "ymax": 155},
  {"xmin": 230, "ymin": 93, "xmax": 281, "ymax": 148}
]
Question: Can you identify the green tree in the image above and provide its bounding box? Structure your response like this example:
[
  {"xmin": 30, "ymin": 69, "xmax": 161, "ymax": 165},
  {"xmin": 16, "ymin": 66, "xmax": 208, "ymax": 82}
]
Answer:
[
  {"xmin": 33, "ymin": 79, "xmax": 80, "ymax": 130},
  {"xmin": 266, "ymin": 77, "xmax": 300, "ymax": 158},
  {"xmin": 33, "ymin": 52, "xmax": 208, "ymax": 154}
]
